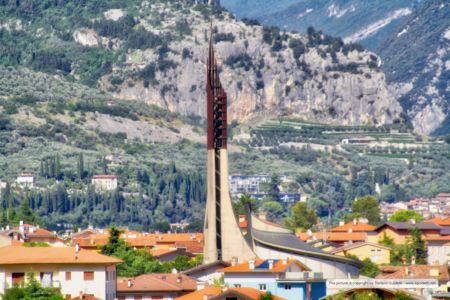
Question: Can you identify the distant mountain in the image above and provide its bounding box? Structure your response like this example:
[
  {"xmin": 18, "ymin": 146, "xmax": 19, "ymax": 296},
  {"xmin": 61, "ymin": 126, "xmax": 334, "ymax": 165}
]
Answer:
[
  {"xmin": 221, "ymin": 0, "xmax": 421, "ymax": 50},
  {"xmin": 378, "ymin": 0, "xmax": 450, "ymax": 135}
]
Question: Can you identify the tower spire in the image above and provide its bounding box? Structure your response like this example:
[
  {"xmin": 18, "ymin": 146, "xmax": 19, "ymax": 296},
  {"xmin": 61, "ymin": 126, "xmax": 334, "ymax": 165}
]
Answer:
[{"xmin": 204, "ymin": 25, "xmax": 256, "ymax": 264}]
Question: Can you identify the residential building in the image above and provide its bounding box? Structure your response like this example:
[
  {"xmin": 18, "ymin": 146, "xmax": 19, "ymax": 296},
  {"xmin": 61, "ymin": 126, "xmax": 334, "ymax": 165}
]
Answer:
[
  {"xmin": 0, "ymin": 246, "xmax": 121, "ymax": 300},
  {"xmin": 219, "ymin": 259, "xmax": 326, "ymax": 300},
  {"xmin": 175, "ymin": 287, "xmax": 285, "ymax": 300},
  {"xmin": 370, "ymin": 221, "xmax": 442, "ymax": 244},
  {"xmin": 182, "ymin": 261, "xmax": 230, "ymax": 287},
  {"xmin": 91, "ymin": 174, "xmax": 118, "ymax": 191},
  {"xmin": 0, "ymin": 221, "xmax": 64, "ymax": 246},
  {"xmin": 377, "ymin": 265, "xmax": 450, "ymax": 298},
  {"xmin": 229, "ymin": 175, "xmax": 271, "ymax": 195},
  {"xmin": 426, "ymin": 235, "xmax": 450, "ymax": 265},
  {"xmin": 16, "ymin": 172, "xmax": 34, "ymax": 188},
  {"xmin": 298, "ymin": 231, "xmax": 368, "ymax": 246},
  {"xmin": 330, "ymin": 242, "xmax": 391, "ymax": 265},
  {"xmin": 117, "ymin": 273, "xmax": 197, "ymax": 300}
]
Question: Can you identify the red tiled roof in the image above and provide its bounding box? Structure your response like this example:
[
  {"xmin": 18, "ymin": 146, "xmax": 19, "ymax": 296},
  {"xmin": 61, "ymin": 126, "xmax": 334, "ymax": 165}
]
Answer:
[
  {"xmin": 175, "ymin": 287, "xmax": 285, "ymax": 300},
  {"xmin": 174, "ymin": 241, "xmax": 203, "ymax": 254},
  {"xmin": 331, "ymin": 222, "xmax": 376, "ymax": 232},
  {"xmin": 424, "ymin": 217, "xmax": 450, "ymax": 227},
  {"xmin": 219, "ymin": 259, "xmax": 310, "ymax": 273},
  {"xmin": 117, "ymin": 274, "xmax": 196, "ymax": 293},
  {"xmin": 378, "ymin": 265, "xmax": 449, "ymax": 282},
  {"xmin": 328, "ymin": 232, "xmax": 367, "ymax": 242},
  {"xmin": 0, "ymin": 246, "xmax": 121, "ymax": 265}
]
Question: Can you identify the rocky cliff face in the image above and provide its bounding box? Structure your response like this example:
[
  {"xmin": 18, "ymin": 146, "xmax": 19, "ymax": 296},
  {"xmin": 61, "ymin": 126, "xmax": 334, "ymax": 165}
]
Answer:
[
  {"xmin": 379, "ymin": 0, "xmax": 450, "ymax": 135},
  {"xmin": 95, "ymin": 2, "xmax": 401, "ymax": 126}
]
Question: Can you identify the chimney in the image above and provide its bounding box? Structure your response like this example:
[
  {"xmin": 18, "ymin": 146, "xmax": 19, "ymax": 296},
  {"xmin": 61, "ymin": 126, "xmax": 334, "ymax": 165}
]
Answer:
[
  {"xmin": 249, "ymin": 260, "xmax": 255, "ymax": 270},
  {"xmin": 353, "ymin": 219, "xmax": 357, "ymax": 225},
  {"xmin": 231, "ymin": 257, "xmax": 238, "ymax": 266},
  {"xmin": 348, "ymin": 228, "xmax": 353, "ymax": 233},
  {"xmin": 306, "ymin": 229, "xmax": 312, "ymax": 236},
  {"xmin": 339, "ymin": 221, "xmax": 344, "ymax": 226},
  {"xmin": 203, "ymin": 295, "xmax": 209, "ymax": 300},
  {"xmin": 239, "ymin": 215, "xmax": 246, "ymax": 223},
  {"xmin": 172, "ymin": 268, "xmax": 178, "ymax": 274},
  {"xmin": 127, "ymin": 279, "xmax": 133, "ymax": 288},
  {"xmin": 177, "ymin": 276, "xmax": 182, "ymax": 283},
  {"xmin": 268, "ymin": 259, "xmax": 274, "ymax": 270},
  {"xmin": 282, "ymin": 258, "xmax": 288, "ymax": 265},
  {"xmin": 75, "ymin": 243, "xmax": 80, "ymax": 253},
  {"xmin": 411, "ymin": 256, "xmax": 416, "ymax": 265},
  {"xmin": 405, "ymin": 267, "xmax": 409, "ymax": 275},
  {"xmin": 411, "ymin": 219, "xmax": 416, "ymax": 225}
]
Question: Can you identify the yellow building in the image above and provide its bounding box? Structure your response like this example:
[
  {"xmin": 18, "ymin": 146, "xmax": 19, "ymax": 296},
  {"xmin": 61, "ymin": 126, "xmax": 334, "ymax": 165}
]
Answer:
[
  {"xmin": 0, "ymin": 246, "xmax": 121, "ymax": 300},
  {"xmin": 330, "ymin": 242, "xmax": 391, "ymax": 265}
]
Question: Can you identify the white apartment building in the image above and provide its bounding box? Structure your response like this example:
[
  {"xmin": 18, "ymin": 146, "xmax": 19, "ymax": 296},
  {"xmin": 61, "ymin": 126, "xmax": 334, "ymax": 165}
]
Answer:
[
  {"xmin": 0, "ymin": 246, "xmax": 121, "ymax": 300},
  {"xmin": 16, "ymin": 173, "xmax": 34, "ymax": 188},
  {"xmin": 91, "ymin": 174, "xmax": 118, "ymax": 191}
]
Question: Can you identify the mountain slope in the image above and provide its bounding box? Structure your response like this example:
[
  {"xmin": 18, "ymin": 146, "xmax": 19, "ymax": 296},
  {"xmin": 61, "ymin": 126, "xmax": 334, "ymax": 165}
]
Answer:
[
  {"xmin": 0, "ymin": 0, "xmax": 401, "ymax": 127},
  {"xmin": 379, "ymin": 0, "xmax": 450, "ymax": 135},
  {"xmin": 221, "ymin": 0, "xmax": 420, "ymax": 50}
]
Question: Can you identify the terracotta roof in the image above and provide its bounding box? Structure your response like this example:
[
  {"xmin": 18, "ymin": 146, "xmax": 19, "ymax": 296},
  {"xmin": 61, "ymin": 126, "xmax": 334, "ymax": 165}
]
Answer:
[
  {"xmin": 117, "ymin": 274, "xmax": 196, "ymax": 293},
  {"xmin": 331, "ymin": 222, "xmax": 376, "ymax": 232},
  {"xmin": 18, "ymin": 173, "xmax": 33, "ymax": 177},
  {"xmin": 378, "ymin": 265, "xmax": 449, "ymax": 282},
  {"xmin": 298, "ymin": 231, "xmax": 330, "ymax": 241},
  {"xmin": 0, "ymin": 246, "xmax": 122, "ymax": 265},
  {"xmin": 150, "ymin": 248, "xmax": 178, "ymax": 257},
  {"xmin": 174, "ymin": 241, "xmax": 203, "ymax": 254},
  {"xmin": 425, "ymin": 235, "xmax": 450, "ymax": 241},
  {"xmin": 424, "ymin": 217, "xmax": 450, "ymax": 227},
  {"xmin": 328, "ymin": 232, "xmax": 367, "ymax": 242},
  {"xmin": 330, "ymin": 242, "xmax": 391, "ymax": 254},
  {"xmin": 182, "ymin": 260, "xmax": 231, "ymax": 275},
  {"xmin": 175, "ymin": 287, "xmax": 285, "ymax": 300},
  {"xmin": 219, "ymin": 259, "xmax": 310, "ymax": 273}
]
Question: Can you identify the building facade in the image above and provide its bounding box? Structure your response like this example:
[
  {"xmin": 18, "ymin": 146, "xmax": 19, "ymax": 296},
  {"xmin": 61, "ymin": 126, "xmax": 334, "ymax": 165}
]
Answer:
[
  {"xmin": 0, "ymin": 246, "xmax": 120, "ymax": 300},
  {"xmin": 91, "ymin": 175, "xmax": 118, "ymax": 191}
]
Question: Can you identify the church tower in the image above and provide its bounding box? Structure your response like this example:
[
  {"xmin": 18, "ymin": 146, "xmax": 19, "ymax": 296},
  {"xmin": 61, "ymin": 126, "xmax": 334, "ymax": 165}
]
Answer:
[{"xmin": 203, "ymin": 32, "xmax": 256, "ymax": 264}]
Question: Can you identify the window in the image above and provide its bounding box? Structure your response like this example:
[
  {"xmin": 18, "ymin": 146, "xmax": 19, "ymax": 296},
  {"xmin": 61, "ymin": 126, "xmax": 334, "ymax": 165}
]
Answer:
[
  {"xmin": 12, "ymin": 273, "xmax": 25, "ymax": 286},
  {"xmin": 40, "ymin": 272, "xmax": 53, "ymax": 287},
  {"xmin": 284, "ymin": 284, "xmax": 292, "ymax": 290},
  {"xmin": 65, "ymin": 272, "xmax": 71, "ymax": 281},
  {"xmin": 259, "ymin": 284, "xmax": 267, "ymax": 290},
  {"xmin": 234, "ymin": 284, "xmax": 241, "ymax": 288},
  {"xmin": 84, "ymin": 271, "xmax": 94, "ymax": 281}
]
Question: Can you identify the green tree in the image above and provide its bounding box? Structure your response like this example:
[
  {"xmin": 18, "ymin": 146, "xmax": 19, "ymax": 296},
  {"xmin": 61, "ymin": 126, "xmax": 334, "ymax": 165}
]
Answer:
[
  {"xmin": 347, "ymin": 196, "xmax": 381, "ymax": 225},
  {"xmin": 233, "ymin": 194, "xmax": 258, "ymax": 216},
  {"xmin": 259, "ymin": 292, "xmax": 274, "ymax": 300},
  {"xmin": 268, "ymin": 174, "xmax": 281, "ymax": 202},
  {"xmin": 2, "ymin": 273, "xmax": 64, "ymax": 300},
  {"xmin": 260, "ymin": 201, "xmax": 285, "ymax": 222},
  {"xmin": 77, "ymin": 152, "xmax": 84, "ymax": 180},
  {"xmin": 359, "ymin": 258, "xmax": 380, "ymax": 278},
  {"xmin": 389, "ymin": 210, "xmax": 424, "ymax": 222},
  {"xmin": 284, "ymin": 202, "xmax": 318, "ymax": 230},
  {"xmin": 409, "ymin": 227, "xmax": 427, "ymax": 264}
]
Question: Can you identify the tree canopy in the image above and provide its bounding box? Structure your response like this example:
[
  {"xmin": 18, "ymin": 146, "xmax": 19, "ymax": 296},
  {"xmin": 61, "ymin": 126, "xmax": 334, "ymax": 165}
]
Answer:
[
  {"xmin": 100, "ymin": 227, "xmax": 202, "ymax": 276},
  {"xmin": 389, "ymin": 210, "xmax": 424, "ymax": 222},
  {"xmin": 284, "ymin": 201, "xmax": 318, "ymax": 230},
  {"xmin": 2, "ymin": 273, "xmax": 64, "ymax": 300},
  {"xmin": 346, "ymin": 196, "xmax": 381, "ymax": 225}
]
